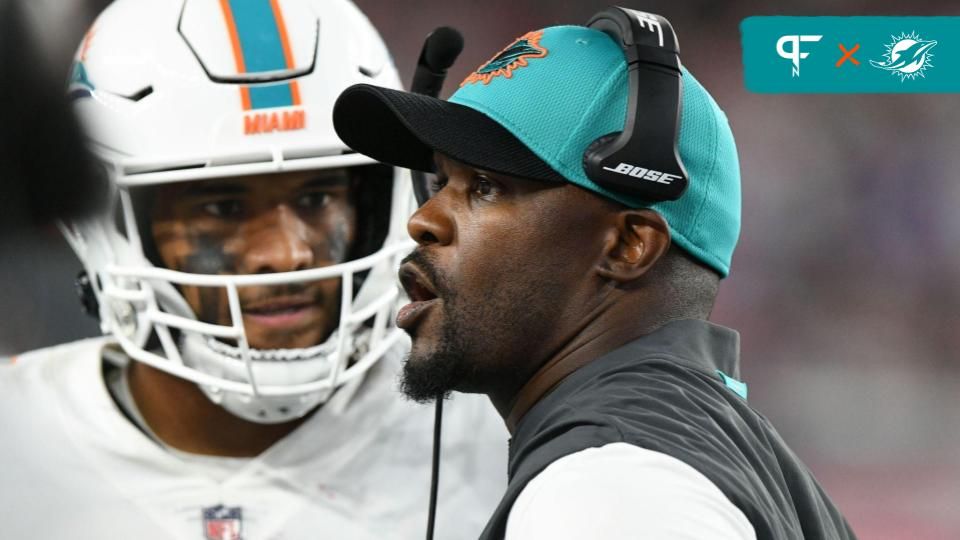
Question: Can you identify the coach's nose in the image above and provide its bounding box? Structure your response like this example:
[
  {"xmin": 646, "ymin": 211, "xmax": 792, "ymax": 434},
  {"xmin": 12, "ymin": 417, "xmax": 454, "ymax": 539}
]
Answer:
[
  {"xmin": 242, "ymin": 204, "xmax": 315, "ymax": 273},
  {"xmin": 407, "ymin": 194, "xmax": 454, "ymax": 247}
]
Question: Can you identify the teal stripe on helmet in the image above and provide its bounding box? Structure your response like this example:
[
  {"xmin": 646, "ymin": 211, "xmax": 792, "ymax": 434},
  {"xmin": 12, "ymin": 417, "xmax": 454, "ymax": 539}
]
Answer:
[
  {"xmin": 248, "ymin": 83, "xmax": 295, "ymax": 110},
  {"xmin": 229, "ymin": 0, "xmax": 287, "ymax": 74},
  {"xmin": 229, "ymin": 0, "xmax": 294, "ymax": 110}
]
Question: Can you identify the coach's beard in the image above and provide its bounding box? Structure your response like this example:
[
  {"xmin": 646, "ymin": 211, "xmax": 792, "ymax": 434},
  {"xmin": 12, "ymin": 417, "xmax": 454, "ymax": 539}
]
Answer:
[
  {"xmin": 399, "ymin": 259, "xmax": 474, "ymax": 402},
  {"xmin": 400, "ymin": 308, "xmax": 472, "ymax": 402},
  {"xmin": 399, "ymin": 250, "xmax": 552, "ymax": 405},
  {"xmin": 399, "ymin": 284, "xmax": 536, "ymax": 403}
]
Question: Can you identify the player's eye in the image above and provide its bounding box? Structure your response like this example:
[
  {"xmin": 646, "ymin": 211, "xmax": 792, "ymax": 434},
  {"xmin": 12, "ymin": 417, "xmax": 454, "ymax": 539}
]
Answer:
[
  {"xmin": 202, "ymin": 200, "xmax": 243, "ymax": 218},
  {"xmin": 295, "ymin": 191, "xmax": 331, "ymax": 210}
]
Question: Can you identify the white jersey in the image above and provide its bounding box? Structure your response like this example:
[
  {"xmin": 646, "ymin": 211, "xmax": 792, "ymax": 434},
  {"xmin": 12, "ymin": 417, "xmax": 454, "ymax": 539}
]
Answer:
[
  {"xmin": 0, "ymin": 338, "xmax": 507, "ymax": 540},
  {"xmin": 505, "ymin": 443, "xmax": 755, "ymax": 539}
]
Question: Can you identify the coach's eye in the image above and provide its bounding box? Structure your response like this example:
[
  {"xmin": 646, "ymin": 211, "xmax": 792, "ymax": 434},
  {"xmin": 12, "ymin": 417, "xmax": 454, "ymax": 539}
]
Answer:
[
  {"xmin": 429, "ymin": 175, "xmax": 448, "ymax": 194},
  {"xmin": 475, "ymin": 176, "xmax": 493, "ymax": 197},
  {"xmin": 472, "ymin": 174, "xmax": 504, "ymax": 201},
  {"xmin": 203, "ymin": 200, "xmax": 243, "ymax": 218}
]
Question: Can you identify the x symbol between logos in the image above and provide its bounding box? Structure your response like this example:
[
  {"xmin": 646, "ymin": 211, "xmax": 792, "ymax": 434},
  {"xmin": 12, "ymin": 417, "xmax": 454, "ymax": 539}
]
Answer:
[{"xmin": 836, "ymin": 43, "xmax": 860, "ymax": 67}]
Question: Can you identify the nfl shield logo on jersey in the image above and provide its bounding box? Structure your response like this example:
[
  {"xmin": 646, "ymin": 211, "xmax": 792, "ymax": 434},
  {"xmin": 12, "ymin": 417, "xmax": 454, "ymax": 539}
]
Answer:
[{"xmin": 202, "ymin": 505, "xmax": 243, "ymax": 540}]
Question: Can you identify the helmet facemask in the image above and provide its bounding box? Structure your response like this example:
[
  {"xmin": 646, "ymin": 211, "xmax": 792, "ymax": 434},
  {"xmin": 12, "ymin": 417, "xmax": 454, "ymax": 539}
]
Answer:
[{"xmin": 65, "ymin": 164, "xmax": 412, "ymax": 423}]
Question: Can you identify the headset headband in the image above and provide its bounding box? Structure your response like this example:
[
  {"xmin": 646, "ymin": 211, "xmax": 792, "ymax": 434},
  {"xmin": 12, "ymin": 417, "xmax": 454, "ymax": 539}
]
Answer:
[{"xmin": 582, "ymin": 7, "xmax": 688, "ymax": 202}]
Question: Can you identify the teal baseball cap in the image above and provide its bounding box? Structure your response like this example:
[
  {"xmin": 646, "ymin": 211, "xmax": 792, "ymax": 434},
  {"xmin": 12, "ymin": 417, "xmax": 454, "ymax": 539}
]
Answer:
[{"xmin": 333, "ymin": 25, "xmax": 741, "ymax": 276}]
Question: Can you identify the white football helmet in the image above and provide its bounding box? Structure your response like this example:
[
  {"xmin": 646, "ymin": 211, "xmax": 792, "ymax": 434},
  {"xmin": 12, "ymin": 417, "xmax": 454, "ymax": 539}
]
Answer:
[{"xmin": 62, "ymin": 0, "xmax": 415, "ymax": 423}]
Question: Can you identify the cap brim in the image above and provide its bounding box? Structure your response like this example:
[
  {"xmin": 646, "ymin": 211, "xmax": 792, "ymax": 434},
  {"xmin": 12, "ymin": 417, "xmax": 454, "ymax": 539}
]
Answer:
[{"xmin": 332, "ymin": 84, "xmax": 566, "ymax": 183}]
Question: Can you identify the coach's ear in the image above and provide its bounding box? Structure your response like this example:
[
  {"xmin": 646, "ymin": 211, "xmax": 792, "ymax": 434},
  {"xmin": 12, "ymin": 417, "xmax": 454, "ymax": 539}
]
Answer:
[{"xmin": 595, "ymin": 209, "xmax": 670, "ymax": 283}]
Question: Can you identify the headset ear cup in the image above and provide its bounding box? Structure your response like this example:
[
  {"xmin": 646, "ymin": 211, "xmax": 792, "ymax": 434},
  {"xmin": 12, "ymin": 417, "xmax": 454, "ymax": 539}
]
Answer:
[{"xmin": 582, "ymin": 132, "xmax": 620, "ymax": 181}]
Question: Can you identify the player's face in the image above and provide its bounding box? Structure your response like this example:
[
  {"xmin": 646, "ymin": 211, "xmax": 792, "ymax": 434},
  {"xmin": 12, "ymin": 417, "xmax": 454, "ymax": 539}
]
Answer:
[
  {"xmin": 397, "ymin": 154, "xmax": 612, "ymax": 403},
  {"xmin": 150, "ymin": 169, "xmax": 357, "ymax": 350}
]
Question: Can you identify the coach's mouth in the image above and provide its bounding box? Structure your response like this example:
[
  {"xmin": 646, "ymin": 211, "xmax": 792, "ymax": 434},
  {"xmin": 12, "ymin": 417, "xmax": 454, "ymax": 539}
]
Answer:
[{"xmin": 397, "ymin": 264, "xmax": 440, "ymax": 332}]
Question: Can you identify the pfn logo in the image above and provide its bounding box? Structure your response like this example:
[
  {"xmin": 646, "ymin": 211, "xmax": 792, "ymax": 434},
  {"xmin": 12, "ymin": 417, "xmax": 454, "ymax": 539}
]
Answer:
[
  {"xmin": 776, "ymin": 35, "xmax": 822, "ymax": 77},
  {"xmin": 602, "ymin": 162, "xmax": 680, "ymax": 185},
  {"xmin": 244, "ymin": 110, "xmax": 306, "ymax": 135}
]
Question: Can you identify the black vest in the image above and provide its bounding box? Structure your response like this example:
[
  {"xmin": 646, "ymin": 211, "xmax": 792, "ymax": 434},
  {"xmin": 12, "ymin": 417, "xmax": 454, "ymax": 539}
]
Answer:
[{"xmin": 479, "ymin": 320, "xmax": 856, "ymax": 540}]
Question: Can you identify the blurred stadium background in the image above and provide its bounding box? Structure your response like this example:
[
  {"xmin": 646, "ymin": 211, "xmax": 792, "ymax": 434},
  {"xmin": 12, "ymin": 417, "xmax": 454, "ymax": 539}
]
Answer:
[{"xmin": 3, "ymin": 0, "xmax": 958, "ymax": 537}]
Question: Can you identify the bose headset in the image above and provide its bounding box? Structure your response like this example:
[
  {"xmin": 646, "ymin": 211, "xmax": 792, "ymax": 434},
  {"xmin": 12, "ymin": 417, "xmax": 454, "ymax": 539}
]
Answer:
[
  {"xmin": 410, "ymin": 6, "xmax": 688, "ymax": 210},
  {"xmin": 583, "ymin": 7, "xmax": 688, "ymax": 202}
]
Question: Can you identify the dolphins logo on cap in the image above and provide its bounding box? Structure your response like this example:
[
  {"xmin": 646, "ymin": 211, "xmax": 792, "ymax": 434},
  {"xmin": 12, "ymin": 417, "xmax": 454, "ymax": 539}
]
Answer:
[
  {"xmin": 870, "ymin": 31, "xmax": 937, "ymax": 81},
  {"xmin": 461, "ymin": 30, "xmax": 548, "ymax": 86}
]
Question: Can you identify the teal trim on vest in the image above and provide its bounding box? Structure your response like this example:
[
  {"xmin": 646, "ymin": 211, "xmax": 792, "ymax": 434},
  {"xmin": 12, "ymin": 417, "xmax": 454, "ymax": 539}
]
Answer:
[{"xmin": 717, "ymin": 370, "xmax": 748, "ymax": 400}]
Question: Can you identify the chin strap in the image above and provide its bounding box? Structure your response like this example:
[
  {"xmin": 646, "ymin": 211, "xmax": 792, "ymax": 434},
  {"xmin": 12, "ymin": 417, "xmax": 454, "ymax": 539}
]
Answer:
[{"xmin": 425, "ymin": 395, "xmax": 443, "ymax": 540}]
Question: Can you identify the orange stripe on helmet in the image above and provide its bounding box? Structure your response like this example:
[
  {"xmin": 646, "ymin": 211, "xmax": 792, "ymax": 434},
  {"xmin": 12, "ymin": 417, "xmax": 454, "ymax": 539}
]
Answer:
[
  {"xmin": 289, "ymin": 81, "xmax": 302, "ymax": 106},
  {"xmin": 218, "ymin": 0, "xmax": 252, "ymax": 110},
  {"xmin": 269, "ymin": 0, "xmax": 302, "ymax": 106},
  {"xmin": 79, "ymin": 26, "xmax": 98, "ymax": 62},
  {"xmin": 270, "ymin": 0, "xmax": 296, "ymax": 69}
]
